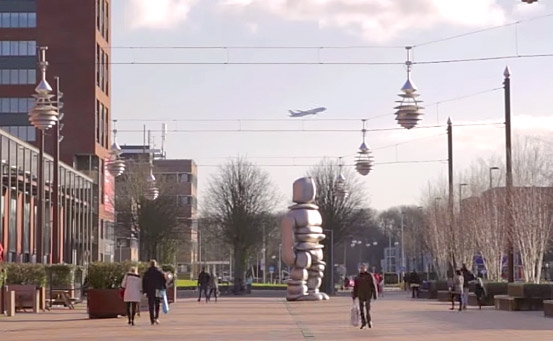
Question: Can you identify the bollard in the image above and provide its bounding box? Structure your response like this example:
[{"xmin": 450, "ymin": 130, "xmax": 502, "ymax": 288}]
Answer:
[
  {"xmin": 32, "ymin": 288, "xmax": 40, "ymax": 313},
  {"xmin": 6, "ymin": 291, "xmax": 15, "ymax": 317}
]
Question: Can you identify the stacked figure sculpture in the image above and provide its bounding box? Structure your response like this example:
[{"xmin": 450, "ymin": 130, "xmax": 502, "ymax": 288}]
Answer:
[{"xmin": 281, "ymin": 177, "xmax": 329, "ymax": 301}]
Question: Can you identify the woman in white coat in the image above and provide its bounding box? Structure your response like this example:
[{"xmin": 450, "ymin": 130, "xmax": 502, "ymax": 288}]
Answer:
[{"xmin": 121, "ymin": 266, "xmax": 142, "ymax": 326}]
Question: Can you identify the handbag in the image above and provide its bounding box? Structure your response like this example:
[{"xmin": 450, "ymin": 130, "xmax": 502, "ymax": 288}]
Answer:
[
  {"xmin": 160, "ymin": 289, "xmax": 169, "ymax": 314},
  {"xmin": 119, "ymin": 288, "xmax": 125, "ymax": 300},
  {"xmin": 350, "ymin": 300, "xmax": 360, "ymax": 327}
]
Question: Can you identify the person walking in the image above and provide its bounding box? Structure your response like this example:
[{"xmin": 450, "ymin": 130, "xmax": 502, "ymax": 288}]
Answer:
[
  {"xmin": 142, "ymin": 260, "xmax": 167, "ymax": 325},
  {"xmin": 121, "ymin": 266, "xmax": 141, "ymax": 326},
  {"xmin": 208, "ymin": 272, "xmax": 218, "ymax": 302},
  {"xmin": 450, "ymin": 270, "xmax": 464, "ymax": 311},
  {"xmin": 408, "ymin": 270, "xmax": 421, "ymax": 299},
  {"xmin": 352, "ymin": 264, "xmax": 377, "ymax": 330},
  {"xmin": 460, "ymin": 264, "xmax": 475, "ymax": 309},
  {"xmin": 197, "ymin": 267, "xmax": 210, "ymax": 302}
]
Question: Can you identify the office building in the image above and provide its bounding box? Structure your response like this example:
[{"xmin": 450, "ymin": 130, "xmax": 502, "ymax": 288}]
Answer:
[
  {"xmin": 0, "ymin": 0, "xmax": 114, "ymax": 263},
  {"xmin": 115, "ymin": 145, "xmax": 198, "ymax": 277}
]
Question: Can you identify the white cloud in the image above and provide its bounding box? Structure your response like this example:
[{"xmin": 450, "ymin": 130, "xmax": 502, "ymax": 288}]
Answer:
[
  {"xmin": 220, "ymin": 0, "xmax": 508, "ymax": 42},
  {"xmin": 126, "ymin": 0, "xmax": 198, "ymax": 29}
]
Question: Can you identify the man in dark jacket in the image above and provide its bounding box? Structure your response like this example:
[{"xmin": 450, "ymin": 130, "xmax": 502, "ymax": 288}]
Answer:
[
  {"xmin": 409, "ymin": 270, "xmax": 421, "ymax": 298},
  {"xmin": 142, "ymin": 260, "xmax": 167, "ymax": 325},
  {"xmin": 460, "ymin": 264, "xmax": 475, "ymax": 310},
  {"xmin": 197, "ymin": 267, "xmax": 210, "ymax": 302},
  {"xmin": 352, "ymin": 264, "xmax": 377, "ymax": 329}
]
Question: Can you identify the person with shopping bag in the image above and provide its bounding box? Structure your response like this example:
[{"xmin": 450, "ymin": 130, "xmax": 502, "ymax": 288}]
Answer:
[
  {"xmin": 352, "ymin": 264, "xmax": 377, "ymax": 330},
  {"xmin": 142, "ymin": 260, "xmax": 167, "ymax": 325}
]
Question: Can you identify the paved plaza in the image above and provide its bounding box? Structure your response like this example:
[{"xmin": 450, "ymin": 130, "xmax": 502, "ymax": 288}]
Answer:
[{"xmin": 1, "ymin": 291, "xmax": 552, "ymax": 340}]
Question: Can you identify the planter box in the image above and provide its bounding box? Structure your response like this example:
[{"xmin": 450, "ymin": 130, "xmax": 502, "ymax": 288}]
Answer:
[
  {"xmin": 87, "ymin": 289, "xmax": 126, "ymax": 319},
  {"xmin": 544, "ymin": 300, "xmax": 553, "ymax": 318},
  {"xmin": 495, "ymin": 295, "xmax": 545, "ymax": 311},
  {"xmin": 468, "ymin": 282, "xmax": 508, "ymax": 307},
  {"xmin": 508, "ymin": 283, "xmax": 553, "ymax": 299},
  {"xmin": 437, "ymin": 291, "xmax": 452, "ymax": 302}
]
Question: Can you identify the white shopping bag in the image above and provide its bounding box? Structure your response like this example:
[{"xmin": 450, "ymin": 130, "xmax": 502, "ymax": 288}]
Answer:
[{"xmin": 350, "ymin": 301, "xmax": 360, "ymax": 327}]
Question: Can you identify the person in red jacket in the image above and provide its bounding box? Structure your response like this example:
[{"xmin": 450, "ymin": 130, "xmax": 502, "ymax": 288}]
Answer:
[{"xmin": 352, "ymin": 264, "xmax": 377, "ymax": 329}]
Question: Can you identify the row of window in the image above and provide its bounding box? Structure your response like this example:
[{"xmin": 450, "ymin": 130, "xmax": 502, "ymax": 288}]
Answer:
[
  {"xmin": 0, "ymin": 97, "xmax": 34, "ymax": 113},
  {"xmin": 0, "ymin": 69, "xmax": 36, "ymax": 85},
  {"xmin": 0, "ymin": 12, "xmax": 36, "ymax": 28},
  {"xmin": 95, "ymin": 99, "xmax": 109, "ymax": 148},
  {"xmin": 0, "ymin": 40, "xmax": 36, "ymax": 56},
  {"xmin": 96, "ymin": 0, "xmax": 110, "ymax": 42},
  {"xmin": 1, "ymin": 126, "xmax": 36, "ymax": 142},
  {"xmin": 96, "ymin": 44, "xmax": 109, "ymax": 94},
  {"xmin": 156, "ymin": 172, "xmax": 197, "ymax": 184},
  {"xmin": 177, "ymin": 195, "xmax": 197, "ymax": 206}
]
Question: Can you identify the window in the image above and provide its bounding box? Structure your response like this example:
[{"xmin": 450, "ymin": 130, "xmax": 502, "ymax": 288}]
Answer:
[
  {"xmin": 0, "ymin": 41, "xmax": 36, "ymax": 56},
  {"xmin": 23, "ymin": 199, "xmax": 30, "ymax": 253},
  {"xmin": 8, "ymin": 195, "xmax": 16, "ymax": 252},
  {"xmin": 0, "ymin": 69, "xmax": 36, "ymax": 85},
  {"xmin": 0, "ymin": 98, "xmax": 34, "ymax": 113},
  {"xmin": 1, "ymin": 126, "xmax": 36, "ymax": 142},
  {"xmin": 178, "ymin": 173, "xmax": 190, "ymax": 183},
  {"xmin": 0, "ymin": 13, "xmax": 37, "ymax": 28}
]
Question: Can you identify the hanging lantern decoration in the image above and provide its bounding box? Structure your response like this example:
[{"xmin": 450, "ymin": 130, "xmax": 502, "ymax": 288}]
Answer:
[
  {"xmin": 355, "ymin": 119, "xmax": 374, "ymax": 176},
  {"xmin": 106, "ymin": 122, "xmax": 126, "ymax": 177},
  {"xmin": 335, "ymin": 157, "xmax": 348, "ymax": 199},
  {"xmin": 143, "ymin": 163, "xmax": 159, "ymax": 201},
  {"xmin": 394, "ymin": 46, "xmax": 424, "ymax": 130},
  {"xmin": 28, "ymin": 47, "xmax": 59, "ymax": 131}
]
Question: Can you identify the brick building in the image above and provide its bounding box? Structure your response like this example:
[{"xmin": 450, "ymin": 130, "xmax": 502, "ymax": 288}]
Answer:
[
  {"xmin": 0, "ymin": 0, "xmax": 114, "ymax": 263},
  {"xmin": 116, "ymin": 145, "xmax": 198, "ymax": 277}
]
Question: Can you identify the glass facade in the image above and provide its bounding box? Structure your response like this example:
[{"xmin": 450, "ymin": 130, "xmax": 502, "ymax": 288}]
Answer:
[
  {"xmin": 0, "ymin": 69, "xmax": 36, "ymax": 85},
  {"xmin": 0, "ymin": 41, "xmax": 37, "ymax": 56},
  {"xmin": 0, "ymin": 97, "xmax": 34, "ymax": 113},
  {"xmin": 0, "ymin": 12, "xmax": 36, "ymax": 28},
  {"xmin": 0, "ymin": 128, "xmax": 95, "ymax": 265}
]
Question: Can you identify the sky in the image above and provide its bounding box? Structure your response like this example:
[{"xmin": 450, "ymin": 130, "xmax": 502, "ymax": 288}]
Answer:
[{"xmin": 110, "ymin": 0, "xmax": 553, "ymax": 211}]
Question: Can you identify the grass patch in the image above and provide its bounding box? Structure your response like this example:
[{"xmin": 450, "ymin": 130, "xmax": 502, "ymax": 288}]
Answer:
[
  {"xmin": 176, "ymin": 279, "xmax": 197, "ymax": 287},
  {"xmin": 176, "ymin": 279, "xmax": 288, "ymax": 288}
]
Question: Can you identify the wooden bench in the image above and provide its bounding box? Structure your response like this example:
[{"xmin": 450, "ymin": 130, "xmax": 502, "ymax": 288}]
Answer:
[{"xmin": 48, "ymin": 290, "xmax": 75, "ymax": 309}]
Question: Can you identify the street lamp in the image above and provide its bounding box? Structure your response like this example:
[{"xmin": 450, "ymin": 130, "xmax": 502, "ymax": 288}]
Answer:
[
  {"xmin": 335, "ymin": 157, "xmax": 348, "ymax": 199},
  {"xmin": 143, "ymin": 162, "xmax": 159, "ymax": 201},
  {"xmin": 355, "ymin": 119, "xmax": 373, "ymax": 176},
  {"xmin": 106, "ymin": 121, "xmax": 126, "ymax": 177},
  {"xmin": 394, "ymin": 46, "xmax": 424, "ymax": 129},
  {"xmin": 504, "ymin": 66, "xmax": 514, "ymax": 283},
  {"xmin": 28, "ymin": 46, "xmax": 59, "ymax": 264}
]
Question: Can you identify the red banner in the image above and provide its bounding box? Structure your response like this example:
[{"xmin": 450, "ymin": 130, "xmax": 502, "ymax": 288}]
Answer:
[{"xmin": 104, "ymin": 159, "xmax": 115, "ymax": 215}]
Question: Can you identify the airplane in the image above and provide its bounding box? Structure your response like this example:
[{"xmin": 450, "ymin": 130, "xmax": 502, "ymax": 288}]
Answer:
[{"xmin": 288, "ymin": 107, "xmax": 326, "ymax": 117}]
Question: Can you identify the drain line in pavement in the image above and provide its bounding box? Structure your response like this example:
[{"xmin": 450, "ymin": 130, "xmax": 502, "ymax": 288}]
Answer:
[{"xmin": 284, "ymin": 301, "xmax": 316, "ymax": 340}]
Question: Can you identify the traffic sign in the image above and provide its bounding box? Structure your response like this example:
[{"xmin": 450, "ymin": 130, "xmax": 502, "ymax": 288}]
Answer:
[{"xmin": 269, "ymin": 266, "xmax": 275, "ymax": 273}]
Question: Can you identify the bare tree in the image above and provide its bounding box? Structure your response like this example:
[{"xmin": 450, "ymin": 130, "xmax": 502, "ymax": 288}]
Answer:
[
  {"xmin": 114, "ymin": 159, "xmax": 183, "ymax": 263},
  {"xmin": 419, "ymin": 180, "xmax": 450, "ymax": 279},
  {"xmin": 306, "ymin": 159, "xmax": 367, "ymax": 244},
  {"xmin": 509, "ymin": 137, "xmax": 553, "ymax": 283},
  {"xmin": 202, "ymin": 158, "xmax": 278, "ymax": 288}
]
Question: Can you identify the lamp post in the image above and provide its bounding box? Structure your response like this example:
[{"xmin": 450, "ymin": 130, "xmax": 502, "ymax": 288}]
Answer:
[
  {"xmin": 278, "ymin": 243, "xmax": 282, "ymax": 284},
  {"xmin": 52, "ymin": 76, "xmax": 63, "ymax": 264},
  {"xmin": 400, "ymin": 210, "xmax": 405, "ymax": 280},
  {"xmin": 323, "ymin": 228, "xmax": 335, "ymax": 296},
  {"xmin": 504, "ymin": 67, "xmax": 514, "ymax": 283},
  {"xmin": 28, "ymin": 46, "xmax": 59, "ymax": 264}
]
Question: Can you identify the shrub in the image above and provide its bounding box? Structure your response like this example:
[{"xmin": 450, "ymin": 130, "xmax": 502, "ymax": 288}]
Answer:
[
  {"xmin": 4, "ymin": 263, "xmax": 47, "ymax": 287},
  {"xmin": 87, "ymin": 262, "xmax": 134, "ymax": 289},
  {"xmin": 46, "ymin": 264, "xmax": 76, "ymax": 289}
]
